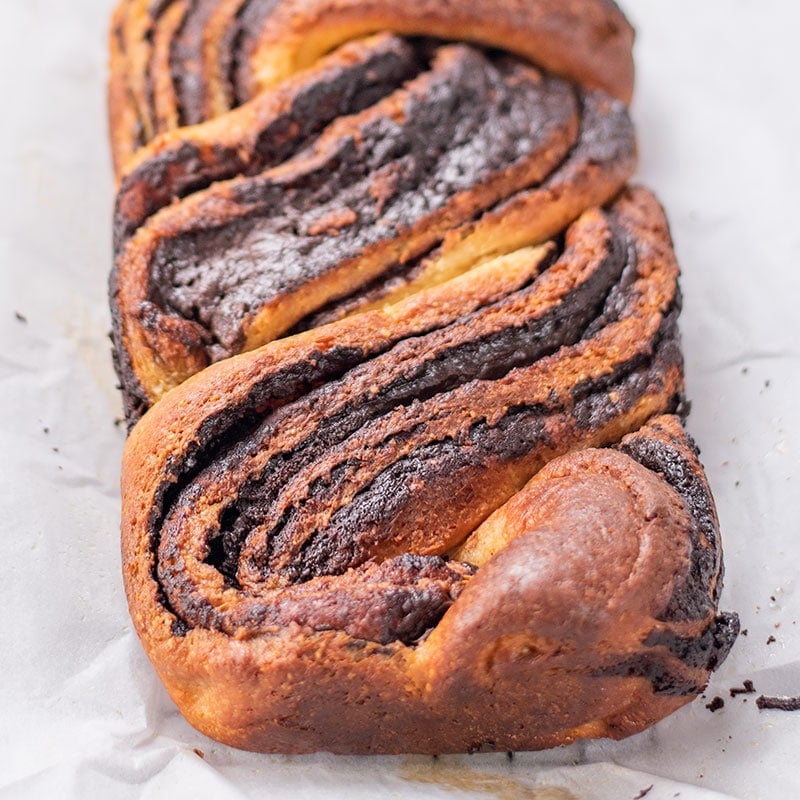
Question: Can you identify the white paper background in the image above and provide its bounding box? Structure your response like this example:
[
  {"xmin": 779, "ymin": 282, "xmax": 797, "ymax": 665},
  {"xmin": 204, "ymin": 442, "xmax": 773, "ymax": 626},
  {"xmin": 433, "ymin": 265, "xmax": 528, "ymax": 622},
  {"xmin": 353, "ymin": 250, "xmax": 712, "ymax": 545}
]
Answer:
[{"xmin": 1, "ymin": 2, "xmax": 798, "ymax": 798}]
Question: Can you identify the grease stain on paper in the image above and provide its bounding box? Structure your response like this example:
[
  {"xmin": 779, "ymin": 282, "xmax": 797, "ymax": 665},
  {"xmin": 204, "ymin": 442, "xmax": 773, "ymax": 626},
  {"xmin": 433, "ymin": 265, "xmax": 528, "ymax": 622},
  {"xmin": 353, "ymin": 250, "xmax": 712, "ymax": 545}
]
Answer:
[{"xmin": 400, "ymin": 759, "xmax": 579, "ymax": 799}]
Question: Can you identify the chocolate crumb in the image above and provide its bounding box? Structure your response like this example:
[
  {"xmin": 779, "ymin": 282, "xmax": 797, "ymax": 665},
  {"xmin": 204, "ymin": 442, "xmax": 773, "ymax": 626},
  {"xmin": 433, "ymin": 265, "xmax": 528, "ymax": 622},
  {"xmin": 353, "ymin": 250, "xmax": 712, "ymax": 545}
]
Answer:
[
  {"xmin": 767, "ymin": 635, "xmax": 776, "ymax": 645},
  {"xmin": 741, "ymin": 629, "xmax": 748, "ymax": 636},
  {"xmin": 52, "ymin": 447, "xmax": 59, "ymax": 454},
  {"xmin": 633, "ymin": 786, "xmax": 653, "ymax": 799},
  {"xmin": 756, "ymin": 695, "xmax": 800, "ymax": 711},
  {"xmin": 114, "ymin": 417, "xmax": 125, "ymax": 428},
  {"xmin": 193, "ymin": 748, "xmax": 205, "ymax": 759},
  {"xmin": 506, "ymin": 751, "xmax": 514, "ymax": 761},
  {"xmin": 730, "ymin": 680, "xmax": 755, "ymax": 697},
  {"xmin": 43, "ymin": 427, "xmax": 50, "ymax": 435},
  {"xmin": 770, "ymin": 596, "xmax": 776, "ymax": 602},
  {"xmin": 705, "ymin": 696, "xmax": 724, "ymax": 712},
  {"xmin": 14, "ymin": 311, "xmax": 27, "ymax": 324}
]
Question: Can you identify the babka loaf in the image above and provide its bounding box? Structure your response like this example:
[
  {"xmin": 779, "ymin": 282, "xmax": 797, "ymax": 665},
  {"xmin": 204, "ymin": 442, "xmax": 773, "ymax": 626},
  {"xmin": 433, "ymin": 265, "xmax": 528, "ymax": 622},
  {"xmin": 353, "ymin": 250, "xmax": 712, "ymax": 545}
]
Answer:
[{"xmin": 109, "ymin": 0, "xmax": 738, "ymax": 754}]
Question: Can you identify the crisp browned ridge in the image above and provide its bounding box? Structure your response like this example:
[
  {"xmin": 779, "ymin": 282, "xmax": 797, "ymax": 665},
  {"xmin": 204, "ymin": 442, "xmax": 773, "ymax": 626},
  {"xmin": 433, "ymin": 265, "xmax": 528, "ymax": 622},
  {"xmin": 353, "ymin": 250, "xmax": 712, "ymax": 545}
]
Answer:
[{"xmin": 110, "ymin": 0, "xmax": 738, "ymax": 754}]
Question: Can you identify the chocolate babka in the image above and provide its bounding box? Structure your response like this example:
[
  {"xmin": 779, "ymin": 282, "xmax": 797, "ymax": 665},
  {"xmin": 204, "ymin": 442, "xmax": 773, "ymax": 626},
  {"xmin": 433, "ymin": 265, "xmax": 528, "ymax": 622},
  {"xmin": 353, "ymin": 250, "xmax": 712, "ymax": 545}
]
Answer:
[{"xmin": 109, "ymin": 0, "xmax": 738, "ymax": 754}]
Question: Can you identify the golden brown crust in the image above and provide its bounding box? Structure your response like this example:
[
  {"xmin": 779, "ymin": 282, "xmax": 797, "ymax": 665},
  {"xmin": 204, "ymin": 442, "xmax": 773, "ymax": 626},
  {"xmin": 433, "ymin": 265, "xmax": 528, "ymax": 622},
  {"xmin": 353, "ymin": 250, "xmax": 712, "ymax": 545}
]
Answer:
[{"xmin": 244, "ymin": 0, "xmax": 634, "ymax": 100}]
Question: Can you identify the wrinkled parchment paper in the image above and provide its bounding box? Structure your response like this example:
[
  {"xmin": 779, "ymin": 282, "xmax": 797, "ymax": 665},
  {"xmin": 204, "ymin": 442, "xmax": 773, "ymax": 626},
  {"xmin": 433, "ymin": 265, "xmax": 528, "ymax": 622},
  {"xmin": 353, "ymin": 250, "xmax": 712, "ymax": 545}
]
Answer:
[{"xmin": 1, "ymin": 2, "xmax": 798, "ymax": 797}]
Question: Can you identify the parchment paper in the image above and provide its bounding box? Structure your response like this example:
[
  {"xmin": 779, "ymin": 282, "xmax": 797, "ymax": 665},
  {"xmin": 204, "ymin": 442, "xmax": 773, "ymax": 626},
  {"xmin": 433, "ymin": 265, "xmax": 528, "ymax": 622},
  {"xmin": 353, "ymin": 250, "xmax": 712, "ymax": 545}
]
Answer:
[{"xmin": 1, "ymin": 2, "xmax": 798, "ymax": 797}]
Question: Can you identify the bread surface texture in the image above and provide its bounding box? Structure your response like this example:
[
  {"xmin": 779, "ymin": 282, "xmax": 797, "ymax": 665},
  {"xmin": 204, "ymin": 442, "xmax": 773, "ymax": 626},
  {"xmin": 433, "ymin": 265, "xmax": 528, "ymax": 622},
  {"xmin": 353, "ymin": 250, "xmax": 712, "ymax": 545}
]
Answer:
[{"xmin": 110, "ymin": 0, "xmax": 737, "ymax": 754}]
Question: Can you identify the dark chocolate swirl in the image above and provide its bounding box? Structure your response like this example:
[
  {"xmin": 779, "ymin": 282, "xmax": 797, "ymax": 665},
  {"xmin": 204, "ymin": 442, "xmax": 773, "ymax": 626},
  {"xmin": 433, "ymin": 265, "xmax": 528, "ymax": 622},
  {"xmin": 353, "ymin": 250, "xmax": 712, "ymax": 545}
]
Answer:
[{"xmin": 126, "ymin": 190, "xmax": 719, "ymax": 653}]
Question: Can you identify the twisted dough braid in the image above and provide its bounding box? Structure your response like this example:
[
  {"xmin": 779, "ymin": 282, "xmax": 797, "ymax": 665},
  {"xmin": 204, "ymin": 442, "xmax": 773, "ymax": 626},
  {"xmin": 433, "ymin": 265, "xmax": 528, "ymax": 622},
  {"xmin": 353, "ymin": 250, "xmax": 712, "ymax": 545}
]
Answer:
[{"xmin": 110, "ymin": 0, "xmax": 737, "ymax": 754}]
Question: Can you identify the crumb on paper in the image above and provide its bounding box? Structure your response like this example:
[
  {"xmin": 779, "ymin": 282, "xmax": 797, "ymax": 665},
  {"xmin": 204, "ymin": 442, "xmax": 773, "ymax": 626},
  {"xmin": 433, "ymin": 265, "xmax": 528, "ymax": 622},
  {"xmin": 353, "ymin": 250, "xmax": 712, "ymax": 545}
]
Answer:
[
  {"xmin": 767, "ymin": 635, "xmax": 776, "ymax": 645},
  {"xmin": 756, "ymin": 695, "xmax": 800, "ymax": 711},
  {"xmin": 730, "ymin": 680, "xmax": 756, "ymax": 697},
  {"xmin": 14, "ymin": 311, "xmax": 27, "ymax": 324},
  {"xmin": 705, "ymin": 697, "xmax": 724, "ymax": 712},
  {"xmin": 633, "ymin": 786, "xmax": 653, "ymax": 799},
  {"xmin": 193, "ymin": 747, "xmax": 205, "ymax": 759}
]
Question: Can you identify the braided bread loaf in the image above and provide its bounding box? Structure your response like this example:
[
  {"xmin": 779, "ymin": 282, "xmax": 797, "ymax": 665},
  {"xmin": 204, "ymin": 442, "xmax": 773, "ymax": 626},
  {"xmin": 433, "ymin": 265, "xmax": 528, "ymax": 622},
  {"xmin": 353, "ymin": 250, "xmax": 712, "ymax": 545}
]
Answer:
[{"xmin": 109, "ymin": 0, "xmax": 738, "ymax": 753}]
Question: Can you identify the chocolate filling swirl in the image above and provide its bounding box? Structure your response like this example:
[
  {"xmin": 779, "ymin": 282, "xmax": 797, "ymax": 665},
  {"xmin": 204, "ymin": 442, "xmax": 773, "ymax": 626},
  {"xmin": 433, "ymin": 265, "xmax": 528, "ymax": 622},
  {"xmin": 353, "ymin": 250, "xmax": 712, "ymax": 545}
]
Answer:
[{"xmin": 138, "ymin": 191, "xmax": 706, "ymax": 650}]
